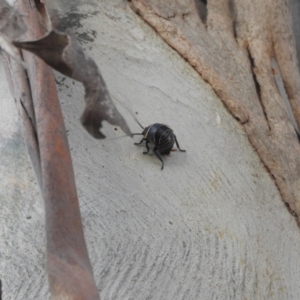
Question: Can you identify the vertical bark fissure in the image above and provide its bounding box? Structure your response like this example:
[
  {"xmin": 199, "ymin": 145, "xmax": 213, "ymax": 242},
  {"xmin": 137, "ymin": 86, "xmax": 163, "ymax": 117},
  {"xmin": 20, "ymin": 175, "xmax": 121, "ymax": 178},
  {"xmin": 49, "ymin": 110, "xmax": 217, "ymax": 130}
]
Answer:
[
  {"xmin": 195, "ymin": 0, "xmax": 207, "ymax": 23},
  {"xmin": 247, "ymin": 48, "xmax": 271, "ymax": 131}
]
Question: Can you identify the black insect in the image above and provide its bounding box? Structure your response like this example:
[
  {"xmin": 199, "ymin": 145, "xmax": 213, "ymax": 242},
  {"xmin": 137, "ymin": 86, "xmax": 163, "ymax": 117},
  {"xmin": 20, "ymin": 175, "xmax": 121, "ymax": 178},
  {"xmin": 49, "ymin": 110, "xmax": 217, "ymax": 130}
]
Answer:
[{"xmin": 133, "ymin": 122, "xmax": 186, "ymax": 170}]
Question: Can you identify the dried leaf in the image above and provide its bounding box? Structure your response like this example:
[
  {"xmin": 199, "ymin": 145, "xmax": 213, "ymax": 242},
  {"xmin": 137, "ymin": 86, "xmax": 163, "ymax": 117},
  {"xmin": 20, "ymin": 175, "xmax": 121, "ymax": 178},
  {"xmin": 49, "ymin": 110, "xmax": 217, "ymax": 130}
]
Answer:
[{"xmin": 14, "ymin": 29, "xmax": 132, "ymax": 139}]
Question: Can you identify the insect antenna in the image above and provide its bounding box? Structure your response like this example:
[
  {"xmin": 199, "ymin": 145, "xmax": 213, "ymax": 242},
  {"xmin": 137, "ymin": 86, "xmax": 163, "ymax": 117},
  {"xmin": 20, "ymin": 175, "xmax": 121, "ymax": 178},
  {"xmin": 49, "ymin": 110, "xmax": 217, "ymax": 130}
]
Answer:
[
  {"xmin": 133, "ymin": 117, "xmax": 144, "ymax": 129},
  {"xmin": 112, "ymin": 95, "xmax": 144, "ymax": 129}
]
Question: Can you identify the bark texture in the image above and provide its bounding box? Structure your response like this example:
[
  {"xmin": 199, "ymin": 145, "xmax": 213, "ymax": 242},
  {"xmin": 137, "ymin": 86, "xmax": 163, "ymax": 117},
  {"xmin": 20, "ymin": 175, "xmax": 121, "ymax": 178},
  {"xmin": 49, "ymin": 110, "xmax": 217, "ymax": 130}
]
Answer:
[
  {"xmin": 2, "ymin": 1, "xmax": 300, "ymax": 299},
  {"xmin": 3, "ymin": 0, "xmax": 100, "ymax": 299},
  {"xmin": 129, "ymin": 0, "xmax": 300, "ymax": 222}
]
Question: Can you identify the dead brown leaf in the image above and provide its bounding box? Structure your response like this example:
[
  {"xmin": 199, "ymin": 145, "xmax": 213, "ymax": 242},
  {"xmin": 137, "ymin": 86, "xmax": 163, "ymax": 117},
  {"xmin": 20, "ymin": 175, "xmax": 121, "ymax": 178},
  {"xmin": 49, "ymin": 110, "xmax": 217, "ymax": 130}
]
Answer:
[{"xmin": 14, "ymin": 29, "xmax": 132, "ymax": 139}]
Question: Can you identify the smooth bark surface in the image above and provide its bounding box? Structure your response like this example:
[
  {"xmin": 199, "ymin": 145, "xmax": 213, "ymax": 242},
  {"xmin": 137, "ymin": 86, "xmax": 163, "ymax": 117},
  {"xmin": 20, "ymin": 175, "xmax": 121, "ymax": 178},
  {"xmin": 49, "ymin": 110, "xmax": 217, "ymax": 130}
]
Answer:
[
  {"xmin": 129, "ymin": 0, "xmax": 300, "ymax": 222},
  {"xmin": 2, "ymin": 0, "xmax": 300, "ymax": 299}
]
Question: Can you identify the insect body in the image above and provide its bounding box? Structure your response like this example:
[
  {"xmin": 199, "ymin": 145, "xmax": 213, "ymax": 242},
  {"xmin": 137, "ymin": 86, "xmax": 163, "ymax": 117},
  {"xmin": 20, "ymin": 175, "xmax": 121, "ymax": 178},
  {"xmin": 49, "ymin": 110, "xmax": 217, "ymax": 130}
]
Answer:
[{"xmin": 134, "ymin": 123, "xmax": 186, "ymax": 170}]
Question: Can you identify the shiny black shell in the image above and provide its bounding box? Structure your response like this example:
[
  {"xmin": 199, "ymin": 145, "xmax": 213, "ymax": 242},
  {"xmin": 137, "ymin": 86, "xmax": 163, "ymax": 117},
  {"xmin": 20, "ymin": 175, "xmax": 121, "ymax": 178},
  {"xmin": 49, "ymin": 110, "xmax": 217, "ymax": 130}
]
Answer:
[{"xmin": 143, "ymin": 123, "xmax": 175, "ymax": 155}]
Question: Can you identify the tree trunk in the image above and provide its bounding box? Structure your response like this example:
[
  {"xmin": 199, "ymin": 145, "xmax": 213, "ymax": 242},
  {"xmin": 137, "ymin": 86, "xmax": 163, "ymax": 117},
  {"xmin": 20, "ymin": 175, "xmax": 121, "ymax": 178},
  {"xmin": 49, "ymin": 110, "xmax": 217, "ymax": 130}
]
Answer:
[{"xmin": 1, "ymin": 0, "xmax": 300, "ymax": 299}]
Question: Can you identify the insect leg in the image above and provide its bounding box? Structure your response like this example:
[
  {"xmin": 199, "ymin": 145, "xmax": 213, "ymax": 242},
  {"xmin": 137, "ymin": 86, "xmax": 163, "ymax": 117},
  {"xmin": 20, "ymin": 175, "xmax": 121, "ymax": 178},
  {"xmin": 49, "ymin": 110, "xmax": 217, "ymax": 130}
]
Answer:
[
  {"xmin": 174, "ymin": 135, "xmax": 186, "ymax": 152},
  {"xmin": 134, "ymin": 138, "xmax": 145, "ymax": 145},
  {"xmin": 143, "ymin": 142, "xmax": 150, "ymax": 154},
  {"xmin": 154, "ymin": 148, "xmax": 164, "ymax": 170}
]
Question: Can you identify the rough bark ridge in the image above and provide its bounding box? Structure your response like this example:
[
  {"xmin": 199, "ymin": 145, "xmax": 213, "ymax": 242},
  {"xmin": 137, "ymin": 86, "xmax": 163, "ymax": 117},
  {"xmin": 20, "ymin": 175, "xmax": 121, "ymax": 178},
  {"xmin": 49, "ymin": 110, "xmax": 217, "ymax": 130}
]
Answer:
[{"xmin": 129, "ymin": 0, "xmax": 300, "ymax": 222}]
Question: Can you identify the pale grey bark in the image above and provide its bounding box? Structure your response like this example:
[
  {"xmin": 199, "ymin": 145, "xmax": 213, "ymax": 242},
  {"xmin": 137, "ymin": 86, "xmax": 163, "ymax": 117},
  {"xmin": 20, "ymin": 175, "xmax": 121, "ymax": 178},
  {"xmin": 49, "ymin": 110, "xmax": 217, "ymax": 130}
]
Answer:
[{"xmin": 1, "ymin": 1, "xmax": 300, "ymax": 299}]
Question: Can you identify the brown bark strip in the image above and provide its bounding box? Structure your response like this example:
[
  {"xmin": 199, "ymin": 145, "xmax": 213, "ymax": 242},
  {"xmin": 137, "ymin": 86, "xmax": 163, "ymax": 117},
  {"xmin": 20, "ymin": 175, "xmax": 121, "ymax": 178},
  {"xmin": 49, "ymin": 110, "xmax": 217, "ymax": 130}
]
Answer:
[
  {"xmin": 4, "ymin": 0, "xmax": 100, "ymax": 299},
  {"xmin": 128, "ymin": 0, "xmax": 300, "ymax": 221}
]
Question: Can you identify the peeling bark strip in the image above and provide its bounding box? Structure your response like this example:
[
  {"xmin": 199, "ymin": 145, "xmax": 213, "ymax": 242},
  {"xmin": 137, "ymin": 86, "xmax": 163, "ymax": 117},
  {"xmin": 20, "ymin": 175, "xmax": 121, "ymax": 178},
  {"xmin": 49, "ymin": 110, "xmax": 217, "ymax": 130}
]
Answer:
[
  {"xmin": 129, "ymin": 0, "xmax": 300, "ymax": 222},
  {"xmin": 3, "ymin": 0, "xmax": 100, "ymax": 299}
]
